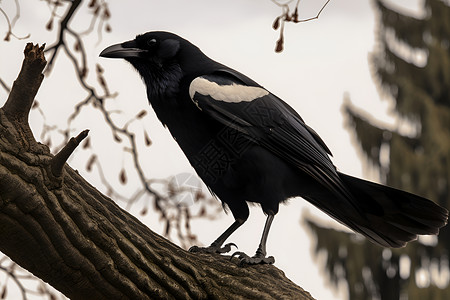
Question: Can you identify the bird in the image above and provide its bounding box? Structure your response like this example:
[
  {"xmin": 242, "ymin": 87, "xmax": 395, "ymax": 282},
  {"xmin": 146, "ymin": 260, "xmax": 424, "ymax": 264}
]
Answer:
[{"xmin": 100, "ymin": 31, "xmax": 449, "ymax": 265}]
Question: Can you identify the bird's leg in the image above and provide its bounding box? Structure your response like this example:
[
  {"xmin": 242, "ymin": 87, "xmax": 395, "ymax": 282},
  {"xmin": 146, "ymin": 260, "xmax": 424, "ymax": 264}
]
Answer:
[
  {"xmin": 232, "ymin": 214, "xmax": 275, "ymax": 265},
  {"xmin": 254, "ymin": 214, "xmax": 274, "ymax": 259},
  {"xmin": 189, "ymin": 218, "xmax": 245, "ymax": 254}
]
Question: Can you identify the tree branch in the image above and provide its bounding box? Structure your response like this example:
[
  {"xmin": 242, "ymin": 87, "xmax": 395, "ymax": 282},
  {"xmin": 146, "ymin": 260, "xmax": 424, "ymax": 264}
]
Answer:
[
  {"xmin": 3, "ymin": 43, "xmax": 46, "ymax": 121},
  {"xmin": 0, "ymin": 77, "xmax": 11, "ymax": 93},
  {"xmin": 0, "ymin": 43, "xmax": 314, "ymax": 300},
  {"xmin": 51, "ymin": 129, "xmax": 89, "ymax": 177},
  {"xmin": 271, "ymin": 0, "xmax": 332, "ymax": 52},
  {"xmin": 45, "ymin": 0, "xmax": 82, "ymax": 72}
]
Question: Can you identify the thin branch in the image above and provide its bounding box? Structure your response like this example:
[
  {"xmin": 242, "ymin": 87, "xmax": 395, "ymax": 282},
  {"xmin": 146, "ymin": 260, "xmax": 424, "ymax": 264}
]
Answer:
[
  {"xmin": 11, "ymin": 0, "xmax": 21, "ymax": 27},
  {"xmin": 0, "ymin": 265, "xmax": 27, "ymax": 300},
  {"xmin": 272, "ymin": 0, "xmax": 332, "ymax": 52},
  {"xmin": 294, "ymin": 0, "xmax": 331, "ymax": 23},
  {"xmin": 0, "ymin": 6, "xmax": 30, "ymax": 41},
  {"xmin": 67, "ymin": 28, "xmax": 88, "ymax": 77},
  {"xmin": 44, "ymin": 0, "xmax": 82, "ymax": 73},
  {"xmin": 0, "ymin": 77, "xmax": 11, "ymax": 93}
]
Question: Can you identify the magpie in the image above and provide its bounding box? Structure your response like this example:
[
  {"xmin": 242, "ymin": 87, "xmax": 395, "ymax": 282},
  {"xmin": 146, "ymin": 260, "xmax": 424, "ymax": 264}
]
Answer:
[{"xmin": 100, "ymin": 31, "xmax": 448, "ymax": 265}]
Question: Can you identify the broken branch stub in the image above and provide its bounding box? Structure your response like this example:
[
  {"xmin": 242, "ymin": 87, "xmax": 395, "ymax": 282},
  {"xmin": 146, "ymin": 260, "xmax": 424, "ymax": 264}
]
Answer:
[
  {"xmin": 3, "ymin": 43, "xmax": 47, "ymax": 121},
  {"xmin": 51, "ymin": 129, "xmax": 90, "ymax": 177}
]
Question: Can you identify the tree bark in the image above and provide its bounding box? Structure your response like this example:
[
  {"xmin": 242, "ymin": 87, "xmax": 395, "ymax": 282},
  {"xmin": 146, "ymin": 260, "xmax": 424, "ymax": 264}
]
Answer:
[{"xmin": 0, "ymin": 44, "xmax": 314, "ymax": 300}]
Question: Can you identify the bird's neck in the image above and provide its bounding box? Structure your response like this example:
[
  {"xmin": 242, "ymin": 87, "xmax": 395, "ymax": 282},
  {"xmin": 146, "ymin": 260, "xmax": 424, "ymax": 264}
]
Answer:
[{"xmin": 143, "ymin": 63, "xmax": 183, "ymax": 101}]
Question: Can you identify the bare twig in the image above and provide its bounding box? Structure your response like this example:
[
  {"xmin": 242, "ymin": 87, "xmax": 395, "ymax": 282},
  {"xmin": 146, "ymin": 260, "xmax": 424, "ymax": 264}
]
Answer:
[
  {"xmin": 0, "ymin": 264, "xmax": 27, "ymax": 300},
  {"xmin": 0, "ymin": 77, "xmax": 11, "ymax": 93},
  {"xmin": 272, "ymin": 0, "xmax": 332, "ymax": 52},
  {"xmin": 11, "ymin": 0, "xmax": 21, "ymax": 27},
  {"xmin": 44, "ymin": 0, "xmax": 82, "ymax": 73},
  {"xmin": 0, "ymin": 6, "xmax": 30, "ymax": 41}
]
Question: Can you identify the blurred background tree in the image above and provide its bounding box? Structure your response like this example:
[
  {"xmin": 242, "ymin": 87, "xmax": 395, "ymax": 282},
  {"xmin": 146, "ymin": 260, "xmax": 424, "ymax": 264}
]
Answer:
[{"xmin": 306, "ymin": 0, "xmax": 450, "ymax": 299}]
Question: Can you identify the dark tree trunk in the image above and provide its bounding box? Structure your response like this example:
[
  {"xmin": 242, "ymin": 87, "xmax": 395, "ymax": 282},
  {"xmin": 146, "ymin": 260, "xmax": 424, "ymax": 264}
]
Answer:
[{"xmin": 0, "ymin": 43, "xmax": 314, "ymax": 300}]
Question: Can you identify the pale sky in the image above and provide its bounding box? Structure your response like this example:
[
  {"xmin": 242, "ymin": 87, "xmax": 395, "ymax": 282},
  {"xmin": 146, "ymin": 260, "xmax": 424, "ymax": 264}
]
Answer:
[{"xmin": 0, "ymin": 0, "xmax": 423, "ymax": 299}]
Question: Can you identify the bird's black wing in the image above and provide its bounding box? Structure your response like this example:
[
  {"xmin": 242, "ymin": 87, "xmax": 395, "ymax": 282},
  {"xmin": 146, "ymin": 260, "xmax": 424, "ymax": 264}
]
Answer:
[{"xmin": 189, "ymin": 71, "xmax": 354, "ymax": 202}]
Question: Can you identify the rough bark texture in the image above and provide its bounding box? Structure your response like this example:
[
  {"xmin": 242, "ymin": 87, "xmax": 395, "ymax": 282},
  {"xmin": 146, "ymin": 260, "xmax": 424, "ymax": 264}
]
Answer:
[{"xmin": 0, "ymin": 43, "xmax": 314, "ymax": 300}]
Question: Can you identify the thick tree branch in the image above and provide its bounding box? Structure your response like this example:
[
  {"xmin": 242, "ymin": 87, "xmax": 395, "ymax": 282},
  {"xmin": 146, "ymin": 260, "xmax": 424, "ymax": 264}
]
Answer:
[{"xmin": 0, "ymin": 44, "xmax": 314, "ymax": 300}]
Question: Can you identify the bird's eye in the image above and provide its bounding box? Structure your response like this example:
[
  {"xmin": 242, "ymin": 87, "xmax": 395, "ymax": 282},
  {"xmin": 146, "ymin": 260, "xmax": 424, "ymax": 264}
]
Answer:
[{"xmin": 147, "ymin": 39, "xmax": 157, "ymax": 47}]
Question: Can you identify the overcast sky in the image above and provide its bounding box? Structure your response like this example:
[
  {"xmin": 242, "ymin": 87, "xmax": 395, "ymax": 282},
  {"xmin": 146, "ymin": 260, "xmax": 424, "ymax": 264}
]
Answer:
[{"xmin": 0, "ymin": 0, "xmax": 424, "ymax": 299}]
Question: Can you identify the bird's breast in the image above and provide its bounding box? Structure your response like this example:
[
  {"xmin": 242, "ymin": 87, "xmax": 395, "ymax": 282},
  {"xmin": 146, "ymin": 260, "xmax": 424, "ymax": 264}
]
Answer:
[{"xmin": 150, "ymin": 95, "xmax": 253, "ymax": 186}]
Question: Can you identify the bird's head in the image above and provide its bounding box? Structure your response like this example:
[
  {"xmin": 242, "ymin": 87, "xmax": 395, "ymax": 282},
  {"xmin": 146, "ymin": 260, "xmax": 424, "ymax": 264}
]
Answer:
[
  {"xmin": 100, "ymin": 31, "xmax": 213, "ymax": 99},
  {"xmin": 100, "ymin": 31, "xmax": 185, "ymax": 62},
  {"xmin": 101, "ymin": 31, "xmax": 183, "ymax": 80}
]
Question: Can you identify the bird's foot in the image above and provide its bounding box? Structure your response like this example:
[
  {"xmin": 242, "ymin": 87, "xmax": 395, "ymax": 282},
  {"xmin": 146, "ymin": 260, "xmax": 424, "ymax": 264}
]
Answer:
[
  {"xmin": 189, "ymin": 242, "xmax": 237, "ymax": 255},
  {"xmin": 231, "ymin": 251, "xmax": 275, "ymax": 266}
]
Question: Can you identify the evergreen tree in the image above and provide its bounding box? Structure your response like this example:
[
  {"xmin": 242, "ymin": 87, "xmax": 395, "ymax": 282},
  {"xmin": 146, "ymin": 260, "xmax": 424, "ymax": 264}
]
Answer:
[{"xmin": 306, "ymin": 0, "xmax": 450, "ymax": 299}]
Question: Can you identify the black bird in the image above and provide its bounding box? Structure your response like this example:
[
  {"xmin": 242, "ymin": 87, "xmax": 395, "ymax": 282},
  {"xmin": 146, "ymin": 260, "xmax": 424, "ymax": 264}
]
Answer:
[{"xmin": 100, "ymin": 31, "xmax": 448, "ymax": 265}]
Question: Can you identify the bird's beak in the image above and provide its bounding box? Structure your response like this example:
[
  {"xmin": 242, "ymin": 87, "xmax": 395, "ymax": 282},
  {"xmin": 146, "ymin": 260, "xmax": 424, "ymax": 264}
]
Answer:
[{"xmin": 100, "ymin": 42, "xmax": 147, "ymax": 59}]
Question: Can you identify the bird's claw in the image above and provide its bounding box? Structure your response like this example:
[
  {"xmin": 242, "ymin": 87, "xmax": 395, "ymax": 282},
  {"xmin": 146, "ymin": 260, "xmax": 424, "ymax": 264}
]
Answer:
[
  {"xmin": 219, "ymin": 242, "xmax": 238, "ymax": 253},
  {"xmin": 189, "ymin": 242, "xmax": 237, "ymax": 255},
  {"xmin": 231, "ymin": 251, "xmax": 275, "ymax": 266}
]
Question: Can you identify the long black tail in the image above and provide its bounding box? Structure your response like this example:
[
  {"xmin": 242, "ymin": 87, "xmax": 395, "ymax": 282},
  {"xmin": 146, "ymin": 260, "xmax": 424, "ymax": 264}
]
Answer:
[{"xmin": 306, "ymin": 172, "xmax": 449, "ymax": 248}]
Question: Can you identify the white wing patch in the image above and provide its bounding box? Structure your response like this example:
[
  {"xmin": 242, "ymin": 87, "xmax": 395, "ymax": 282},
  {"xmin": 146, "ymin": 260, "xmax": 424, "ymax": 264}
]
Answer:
[{"xmin": 189, "ymin": 77, "xmax": 269, "ymax": 103}]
